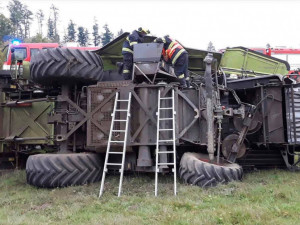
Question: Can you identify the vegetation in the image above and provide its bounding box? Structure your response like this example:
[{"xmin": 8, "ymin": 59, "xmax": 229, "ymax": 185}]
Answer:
[
  {"xmin": 77, "ymin": 27, "xmax": 89, "ymax": 47},
  {"xmin": 0, "ymin": 169, "xmax": 300, "ymax": 225},
  {"xmin": 101, "ymin": 23, "xmax": 114, "ymax": 46},
  {"xmin": 0, "ymin": 0, "xmax": 124, "ymax": 47},
  {"xmin": 92, "ymin": 17, "xmax": 100, "ymax": 47},
  {"xmin": 66, "ymin": 20, "xmax": 76, "ymax": 42}
]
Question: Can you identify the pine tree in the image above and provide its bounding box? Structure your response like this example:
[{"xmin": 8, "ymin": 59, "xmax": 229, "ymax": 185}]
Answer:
[
  {"xmin": 67, "ymin": 20, "xmax": 76, "ymax": 42},
  {"xmin": 84, "ymin": 28, "xmax": 89, "ymax": 46},
  {"xmin": 36, "ymin": 9, "xmax": 44, "ymax": 36},
  {"xmin": 92, "ymin": 17, "xmax": 100, "ymax": 46},
  {"xmin": 7, "ymin": 0, "xmax": 24, "ymax": 38},
  {"xmin": 77, "ymin": 26, "xmax": 88, "ymax": 46},
  {"xmin": 101, "ymin": 24, "xmax": 113, "ymax": 46},
  {"xmin": 117, "ymin": 29, "xmax": 124, "ymax": 36},
  {"xmin": 0, "ymin": 13, "xmax": 14, "ymax": 42},
  {"xmin": 47, "ymin": 17, "xmax": 55, "ymax": 41},
  {"xmin": 50, "ymin": 4, "xmax": 59, "ymax": 42},
  {"xmin": 22, "ymin": 6, "xmax": 33, "ymax": 39},
  {"xmin": 207, "ymin": 41, "xmax": 216, "ymax": 52}
]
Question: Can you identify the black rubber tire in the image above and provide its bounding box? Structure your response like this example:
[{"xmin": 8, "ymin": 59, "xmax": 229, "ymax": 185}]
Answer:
[
  {"xmin": 179, "ymin": 152, "xmax": 243, "ymax": 188},
  {"xmin": 30, "ymin": 48, "xmax": 103, "ymax": 85},
  {"xmin": 26, "ymin": 153, "xmax": 103, "ymax": 188}
]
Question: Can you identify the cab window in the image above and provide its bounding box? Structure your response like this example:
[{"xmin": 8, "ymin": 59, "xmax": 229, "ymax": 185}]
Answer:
[
  {"xmin": 13, "ymin": 48, "xmax": 27, "ymax": 60},
  {"xmin": 30, "ymin": 48, "xmax": 39, "ymax": 57}
]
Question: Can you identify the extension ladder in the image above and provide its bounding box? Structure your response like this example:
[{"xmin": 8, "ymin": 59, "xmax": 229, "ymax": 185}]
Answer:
[
  {"xmin": 99, "ymin": 92, "xmax": 132, "ymax": 197},
  {"xmin": 155, "ymin": 89, "xmax": 177, "ymax": 196}
]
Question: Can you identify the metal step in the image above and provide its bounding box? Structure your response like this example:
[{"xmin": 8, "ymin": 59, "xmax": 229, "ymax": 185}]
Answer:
[
  {"xmin": 157, "ymin": 163, "xmax": 175, "ymax": 166},
  {"xmin": 106, "ymin": 163, "xmax": 122, "ymax": 166},
  {"xmin": 158, "ymin": 139, "xmax": 174, "ymax": 142},
  {"xmin": 157, "ymin": 151, "xmax": 175, "ymax": 154}
]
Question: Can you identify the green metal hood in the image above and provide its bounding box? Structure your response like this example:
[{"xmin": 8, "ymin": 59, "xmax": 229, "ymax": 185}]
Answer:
[
  {"xmin": 94, "ymin": 32, "xmax": 222, "ymax": 73},
  {"xmin": 220, "ymin": 47, "xmax": 290, "ymax": 77}
]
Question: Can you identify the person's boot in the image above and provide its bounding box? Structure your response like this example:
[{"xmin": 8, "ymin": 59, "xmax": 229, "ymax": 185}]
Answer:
[
  {"xmin": 186, "ymin": 79, "xmax": 191, "ymax": 88},
  {"xmin": 179, "ymin": 78, "xmax": 187, "ymax": 88}
]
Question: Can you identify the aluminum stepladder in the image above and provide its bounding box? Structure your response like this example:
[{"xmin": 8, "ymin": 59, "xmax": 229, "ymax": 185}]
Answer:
[
  {"xmin": 155, "ymin": 88, "xmax": 177, "ymax": 196},
  {"xmin": 99, "ymin": 91, "xmax": 132, "ymax": 197}
]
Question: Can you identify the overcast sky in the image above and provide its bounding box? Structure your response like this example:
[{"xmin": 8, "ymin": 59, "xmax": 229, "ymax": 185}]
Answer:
[{"xmin": 1, "ymin": 0, "xmax": 299, "ymax": 50}]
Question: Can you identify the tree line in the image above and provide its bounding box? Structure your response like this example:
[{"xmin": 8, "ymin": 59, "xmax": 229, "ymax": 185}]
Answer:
[{"xmin": 0, "ymin": 0, "xmax": 124, "ymax": 47}]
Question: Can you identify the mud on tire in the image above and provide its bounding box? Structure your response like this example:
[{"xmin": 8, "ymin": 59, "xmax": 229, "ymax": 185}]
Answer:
[
  {"xmin": 179, "ymin": 152, "xmax": 243, "ymax": 188},
  {"xmin": 30, "ymin": 48, "xmax": 103, "ymax": 85},
  {"xmin": 26, "ymin": 153, "xmax": 103, "ymax": 188}
]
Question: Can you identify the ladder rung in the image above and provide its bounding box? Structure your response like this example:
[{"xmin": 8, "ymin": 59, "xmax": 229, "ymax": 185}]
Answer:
[
  {"xmin": 106, "ymin": 163, "xmax": 122, "ymax": 166},
  {"xmin": 114, "ymin": 120, "xmax": 127, "ymax": 122},
  {"xmin": 157, "ymin": 151, "xmax": 175, "ymax": 154},
  {"xmin": 117, "ymin": 100, "xmax": 129, "ymax": 102},
  {"xmin": 160, "ymin": 97, "xmax": 173, "ymax": 100},
  {"xmin": 160, "ymin": 107, "xmax": 172, "ymax": 110},
  {"xmin": 112, "ymin": 130, "xmax": 125, "ymax": 132},
  {"xmin": 157, "ymin": 163, "xmax": 175, "ymax": 165},
  {"xmin": 159, "ymin": 118, "xmax": 173, "ymax": 121},
  {"xmin": 115, "ymin": 109, "xmax": 128, "ymax": 112},
  {"xmin": 158, "ymin": 139, "xmax": 174, "ymax": 142},
  {"xmin": 159, "ymin": 129, "xmax": 173, "ymax": 131},
  {"xmin": 110, "ymin": 141, "xmax": 125, "ymax": 143},
  {"xmin": 109, "ymin": 152, "xmax": 124, "ymax": 154}
]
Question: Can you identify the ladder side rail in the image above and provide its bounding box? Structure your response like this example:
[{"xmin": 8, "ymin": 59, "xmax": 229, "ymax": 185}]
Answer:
[
  {"xmin": 99, "ymin": 92, "xmax": 119, "ymax": 197},
  {"xmin": 155, "ymin": 89, "xmax": 161, "ymax": 197},
  {"xmin": 172, "ymin": 89, "xmax": 177, "ymax": 195},
  {"xmin": 118, "ymin": 92, "xmax": 132, "ymax": 197}
]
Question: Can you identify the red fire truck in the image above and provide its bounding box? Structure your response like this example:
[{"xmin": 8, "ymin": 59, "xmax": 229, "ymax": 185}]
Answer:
[{"xmin": 2, "ymin": 42, "xmax": 98, "ymax": 70}]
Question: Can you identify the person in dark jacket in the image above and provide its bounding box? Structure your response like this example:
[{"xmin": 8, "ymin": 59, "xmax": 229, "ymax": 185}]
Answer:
[
  {"xmin": 122, "ymin": 27, "xmax": 150, "ymax": 80},
  {"xmin": 154, "ymin": 35, "xmax": 190, "ymax": 87}
]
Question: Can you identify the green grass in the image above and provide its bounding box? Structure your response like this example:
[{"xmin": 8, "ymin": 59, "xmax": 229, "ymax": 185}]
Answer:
[{"xmin": 1, "ymin": 170, "xmax": 300, "ymax": 225}]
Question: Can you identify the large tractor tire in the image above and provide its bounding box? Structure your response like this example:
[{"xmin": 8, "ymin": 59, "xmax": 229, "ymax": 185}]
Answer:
[
  {"xmin": 26, "ymin": 153, "xmax": 103, "ymax": 188},
  {"xmin": 179, "ymin": 152, "xmax": 243, "ymax": 188},
  {"xmin": 30, "ymin": 48, "xmax": 103, "ymax": 85}
]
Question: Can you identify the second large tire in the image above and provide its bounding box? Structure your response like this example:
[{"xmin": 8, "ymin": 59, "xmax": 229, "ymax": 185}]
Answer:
[
  {"xmin": 26, "ymin": 153, "xmax": 103, "ymax": 188},
  {"xmin": 179, "ymin": 152, "xmax": 243, "ymax": 188},
  {"xmin": 30, "ymin": 48, "xmax": 103, "ymax": 85}
]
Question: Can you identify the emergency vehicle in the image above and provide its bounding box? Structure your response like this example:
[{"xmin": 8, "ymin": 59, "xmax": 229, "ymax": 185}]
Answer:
[{"xmin": 2, "ymin": 41, "xmax": 98, "ymax": 70}]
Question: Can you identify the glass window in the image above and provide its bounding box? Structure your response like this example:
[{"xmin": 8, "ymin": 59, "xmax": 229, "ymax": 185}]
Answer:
[
  {"xmin": 13, "ymin": 48, "xmax": 27, "ymax": 60},
  {"xmin": 30, "ymin": 48, "xmax": 39, "ymax": 57},
  {"xmin": 254, "ymin": 50, "xmax": 264, "ymax": 54}
]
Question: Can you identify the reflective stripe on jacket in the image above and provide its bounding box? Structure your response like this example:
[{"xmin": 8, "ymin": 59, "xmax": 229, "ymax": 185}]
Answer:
[
  {"xmin": 122, "ymin": 30, "xmax": 144, "ymax": 54},
  {"xmin": 162, "ymin": 37, "xmax": 187, "ymax": 65}
]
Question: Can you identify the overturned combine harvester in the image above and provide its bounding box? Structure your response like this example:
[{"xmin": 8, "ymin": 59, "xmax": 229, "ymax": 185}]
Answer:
[{"xmin": 0, "ymin": 33, "xmax": 299, "ymax": 196}]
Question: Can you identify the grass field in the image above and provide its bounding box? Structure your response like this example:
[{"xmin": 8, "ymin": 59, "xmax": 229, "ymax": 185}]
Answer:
[{"xmin": 0, "ymin": 170, "xmax": 300, "ymax": 225}]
